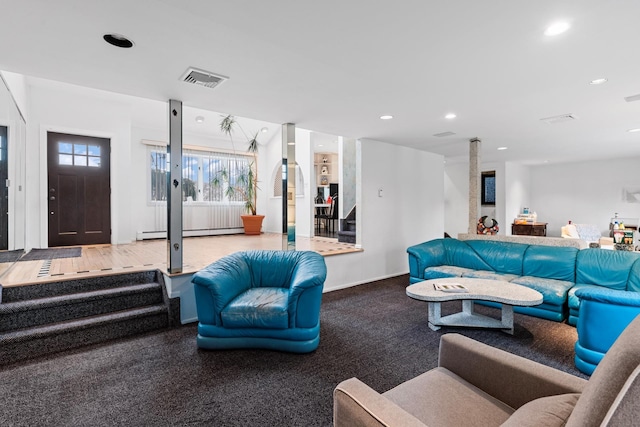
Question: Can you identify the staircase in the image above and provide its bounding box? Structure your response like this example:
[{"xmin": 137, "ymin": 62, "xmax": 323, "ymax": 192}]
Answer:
[
  {"xmin": 0, "ymin": 270, "xmax": 180, "ymax": 366},
  {"xmin": 338, "ymin": 205, "xmax": 356, "ymax": 244}
]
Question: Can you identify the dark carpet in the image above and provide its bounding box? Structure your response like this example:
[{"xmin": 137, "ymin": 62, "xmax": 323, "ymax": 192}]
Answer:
[
  {"xmin": 18, "ymin": 247, "xmax": 82, "ymax": 261},
  {"xmin": 0, "ymin": 249, "xmax": 23, "ymax": 263},
  {"xmin": 0, "ymin": 275, "xmax": 586, "ymax": 426}
]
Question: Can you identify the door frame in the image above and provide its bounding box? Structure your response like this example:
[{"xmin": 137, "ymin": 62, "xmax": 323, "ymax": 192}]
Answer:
[{"xmin": 40, "ymin": 126, "xmax": 114, "ymax": 249}]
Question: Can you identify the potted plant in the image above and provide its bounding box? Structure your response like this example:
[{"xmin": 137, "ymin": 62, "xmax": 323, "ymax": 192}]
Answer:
[{"xmin": 215, "ymin": 114, "xmax": 264, "ymax": 235}]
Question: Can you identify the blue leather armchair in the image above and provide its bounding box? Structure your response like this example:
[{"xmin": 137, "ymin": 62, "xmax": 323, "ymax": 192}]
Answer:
[
  {"xmin": 192, "ymin": 250, "xmax": 327, "ymax": 353},
  {"xmin": 574, "ymin": 287, "xmax": 640, "ymax": 375}
]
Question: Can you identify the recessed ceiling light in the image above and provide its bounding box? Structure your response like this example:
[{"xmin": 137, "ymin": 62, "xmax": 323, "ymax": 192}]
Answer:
[
  {"xmin": 544, "ymin": 21, "xmax": 570, "ymax": 36},
  {"xmin": 380, "ymin": 115, "xmax": 393, "ymax": 120},
  {"xmin": 590, "ymin": 78, "xmax": 608, "ymax": 85},
  {"xmin": 287, "ymin": 142, "xmax": 295, "ymax": 145},
  {"xmin": 103, "ymin": 33, "xmax": 134, "ymax": 48},
  {"xmin": 318, "ymin": 144, "xmax": 324, "ymax": 147},
  {"xmin": 497, "ymin": 147, "xmax": 508, "ymax": 151},
  {"xmin": 260, "ymin": 127, "xmax": 268, "ymax": 133},
  {"xmin": 445, "ymin": 113, "xmax": 457, "ymax": 119},
  {"xmin": 195, "ymin": 116, "xmax": 204, "ymax": 123},
  {"xmin": 628, "ymin": 128, "xmax": 640, "ymax": 133}
]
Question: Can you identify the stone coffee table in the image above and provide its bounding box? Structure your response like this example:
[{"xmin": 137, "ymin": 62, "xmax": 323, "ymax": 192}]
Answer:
[{"xmin": 406, "ymin": 277, "xmax": 543, "ymax": 334}]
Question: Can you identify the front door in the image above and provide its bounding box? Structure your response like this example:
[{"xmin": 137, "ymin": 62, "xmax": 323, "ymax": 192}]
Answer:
[{"xmin": 47, "ymin": 132, "xmax": 111, "ymax": 247}]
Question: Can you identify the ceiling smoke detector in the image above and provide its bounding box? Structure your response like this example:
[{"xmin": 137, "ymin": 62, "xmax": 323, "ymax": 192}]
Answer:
[
  {"xmin": 540, "ymin": 114, "xmax": 578, "ymax": 124},
  {"xmin": 180, "ymin": 67, "xmax": 228, "ymax": 89}
]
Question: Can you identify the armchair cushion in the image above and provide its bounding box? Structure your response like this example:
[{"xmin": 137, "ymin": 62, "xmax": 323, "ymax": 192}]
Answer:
[
  {"xmin": 383, "ymin": 368, "xmax": 513, "ymax": 426},
  {"xmin": 221, "ymin": 287, "xmax": 289, "ymax": 329}
]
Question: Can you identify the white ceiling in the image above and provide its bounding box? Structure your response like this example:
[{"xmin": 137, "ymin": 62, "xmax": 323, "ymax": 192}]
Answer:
[{"xmin": 2, "ymin": 0, "xmax": 640, "ymax": 164}]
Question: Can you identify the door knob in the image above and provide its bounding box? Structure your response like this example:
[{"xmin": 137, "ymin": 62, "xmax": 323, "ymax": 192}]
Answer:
[{"xmin": 50, "ymin": 196, "xmax": 56, "ymax": 201}]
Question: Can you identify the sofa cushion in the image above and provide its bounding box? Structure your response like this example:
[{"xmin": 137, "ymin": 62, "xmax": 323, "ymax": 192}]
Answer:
[
  {"xmin": 383, "ymin": 367, "xmax": 513, "ymax": 426},
  {"xmin": 462, "ymin": 270, "xmax": 519, "ymax": 282},
  {"xmin": 465, "ymin": 240, "xmax": 528, "ymax": 275},
  {"xmin": 501, "ymin": 393, "xmax": 580, "ymax": 427},
  {"xmin": 522, "ymin": 245, "xmax": 577, "ymax": 282},
  {"xmin": 221, "ymin": 287, "xmax": 289, "ymax": 329},
  {"xmin": 567, "ymin": 283, "xmax": 601, "ymax": 311},
  {"xmin": 576, "ymin": 249, "xmax": 640, "ymax": 291},
  {"xmin": 511, "ymin": 276, "xmax": 574, "ymax": 307},
  {"xmin": 424, "ymin": 265, "xmax": 475, "ymax": 279}
]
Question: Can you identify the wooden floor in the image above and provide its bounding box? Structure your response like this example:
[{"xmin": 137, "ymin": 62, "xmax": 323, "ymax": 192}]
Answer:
[{"xmin": 0, "ymin": 233, "xmax": 360, "ymax": 287}]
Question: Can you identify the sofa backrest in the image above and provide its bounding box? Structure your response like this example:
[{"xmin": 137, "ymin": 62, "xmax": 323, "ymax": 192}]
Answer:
[
  {"xmin": 464, "ymin": 240, "xmax": 528, "ymax": 275},
  {"xmin": 522, "ymin": 245, "xmax": 578, "ymax": 282},
  {"xmin": 576, "ymin": 249, "xmax": 640, "ymax": 290},
  {"xmin": 439, "ymin": 238, "xmax": 494, "ymax": 271},
  {"xmin": 626, "ymin": 259, "xmax": 640, "ymax": 292}
]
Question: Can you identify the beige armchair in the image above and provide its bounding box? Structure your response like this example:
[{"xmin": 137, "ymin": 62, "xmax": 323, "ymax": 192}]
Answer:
[{"xmin": 334, "ymin": 315, "xmax": 640, "ymax": 426}]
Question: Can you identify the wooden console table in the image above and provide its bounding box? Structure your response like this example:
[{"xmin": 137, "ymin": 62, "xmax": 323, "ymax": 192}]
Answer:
[{"xmin": 512, "ymin": 222, "xmax": 547, "ymax": 236}]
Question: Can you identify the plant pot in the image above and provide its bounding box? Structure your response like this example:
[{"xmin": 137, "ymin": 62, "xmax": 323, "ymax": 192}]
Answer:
[{"xmin": 241, "ymin": 215, "xmax": 265, "ymax": 235}]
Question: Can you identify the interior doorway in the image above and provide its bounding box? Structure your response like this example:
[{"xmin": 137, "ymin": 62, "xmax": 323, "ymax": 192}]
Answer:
[{"xmin": 47, "ymin": 132, "xmax": 111, "ymax": 247}]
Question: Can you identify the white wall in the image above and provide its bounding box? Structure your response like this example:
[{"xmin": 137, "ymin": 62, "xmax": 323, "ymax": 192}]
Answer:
[
  {"xmin": 444, "ymin": 162, "xmax": 468, "ymax": 236},
  {"xmin": 0, "ymin": 71, "xmax": 28, "ymax": 121},
  {"xmin": 530, "ymin": 157, "xmax": 640, "ymax": 237},
  {"xmin": 504, "ymin": 162, "xmax": 531, "ymax": 235},
  {"xmin": 322, "ymin": 138, "xmax": 444, "ymax": 291}
]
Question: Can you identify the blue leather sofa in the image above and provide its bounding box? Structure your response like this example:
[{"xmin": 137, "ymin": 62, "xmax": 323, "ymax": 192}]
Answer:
[
  {"xmin": 407, "ymin": 238, "xmax": 579, "ymax": 321},
  {"xmin": 192, "ymin": 250, "xmax": 327, "ymax": 353},
  {"xmin": 574, "ymin": 290, "xmax": 640, "ymax": 374}
]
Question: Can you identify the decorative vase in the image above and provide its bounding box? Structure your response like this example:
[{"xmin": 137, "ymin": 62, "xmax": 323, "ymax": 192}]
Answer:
[{"xmin": 241, "ymin": 215, "xmax": 265, "ymax": 235}]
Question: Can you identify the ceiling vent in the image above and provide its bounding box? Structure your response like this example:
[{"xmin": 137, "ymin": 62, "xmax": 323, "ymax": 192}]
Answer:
[
  {"xmin": 180, "ymin": 67, "xmax": 228, "ymax": 89},
  {"xmin": 624, "ymin": 94, "xmax": 640, "ymax": 103},
  {"xmin": 433, "ymin": 131, "xmax": 456, "ymax": 137},
  {"xmin": 540, "ymin": 114, "xmax": 578, "ymax": 124}
]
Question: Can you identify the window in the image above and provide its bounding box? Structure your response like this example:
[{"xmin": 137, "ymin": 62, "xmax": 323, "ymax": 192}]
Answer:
[
  {"xmin": 58, "ymin": 141, "xmax": 101, "ymax": 167},
  {"xmin": 481, "ymin": 171, "xmax": 496, "ymax": 206},
  {"xmin": 149, "ymin": 148, "xmax": 253, "ymax": 203}
]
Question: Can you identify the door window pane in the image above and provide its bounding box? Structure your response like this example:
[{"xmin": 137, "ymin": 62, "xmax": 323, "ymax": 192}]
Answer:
[
  {"xmin": 59, "ymin": 154, "xmax": 73, "ymax": 165},
  {"xmin": 88, "ymin": 156, "xmax": 101, "ymax": 167},
  {"xmin": 59, "ymin": 142, "xmax": 73, "ymax": 154},
  {"xmin": 74, "ymin": 155, "xmax": 87, "ymax": 166},
  {"xmin": 74, "ymin": 144, "xmax": 87, "ymax": 155},
  {"xmin": 88, "ymin": 145, "xmax": 101, "ymax": 156}
]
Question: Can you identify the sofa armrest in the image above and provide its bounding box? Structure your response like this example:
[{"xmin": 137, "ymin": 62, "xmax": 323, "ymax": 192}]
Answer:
[
  {"xmin": 438, "ymin": 334, "xmax": 587, "ymax": 409},
  {"xmin": 407, "ymin": 240, "xmax": 445, "ymax": 279},
  {"xmin": 334, "ymin": 378, "xmax": 426, "ymax": 427},
  {"xmin": 575, "ymin": 287, "xmax": 640, "ymax": 307},
  {"xmin": 192, "ymin": 255, "xmax": 252, "ymax": 325}
]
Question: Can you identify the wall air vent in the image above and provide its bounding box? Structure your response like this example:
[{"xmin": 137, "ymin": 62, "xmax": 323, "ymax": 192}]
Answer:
[
  {"xmin": 180, "ymin": 67, "xmax": 228, "ymax": 89},
  {"xmin": 433, "ymin": 131, "xmax": 456, "ymax": 137},
  {"xmin": 624, "ymin": 94, "xmax": 640, "ymax": 103},
  {"xmin": 540, "ymin": 114, "xmax": 578, "ymax": 124}
]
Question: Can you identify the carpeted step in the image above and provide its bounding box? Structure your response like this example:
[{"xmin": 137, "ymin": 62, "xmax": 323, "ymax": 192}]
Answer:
[
  {"xmin": 338, "ymin": 230, "xmax": 356, "ymax": 244},
  {"xmin": 0, "ymin": 305, "xmax": 169, "ymax": 366},
  {"xmin": 1, "ymin": 270, "xmax": 160, "ymax": 303},
  {"xmin": 0, "ymin": 282, "xmax": 164, "ymax": 332}
]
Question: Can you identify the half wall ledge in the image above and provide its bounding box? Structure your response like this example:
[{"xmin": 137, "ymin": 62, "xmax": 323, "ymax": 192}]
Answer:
[{"xmin": 457, "ymin": 233, "xmax": 588, "ymax": 249}]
